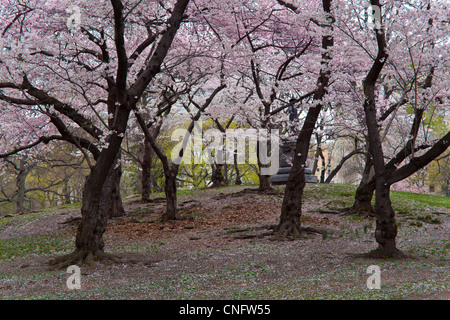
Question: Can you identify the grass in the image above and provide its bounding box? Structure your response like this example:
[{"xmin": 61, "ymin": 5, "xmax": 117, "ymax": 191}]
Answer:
[
  {"xmin": 0, "ymin": 211, "xmax": 53, "ymax": 231},
  {"xmin": 0, "ymin": 183, "xmax": 448, "ymax": 300},
  {"xmin": 301, "ymin": 183, "xmax": 450, "ymax": 214},
  {"xmin": 0, "ymin": 234, "xmax": 73, "ymax": 261},
  {"xmin": 390, "ymin": 190, "xmax": 450, "ymax": 209}
]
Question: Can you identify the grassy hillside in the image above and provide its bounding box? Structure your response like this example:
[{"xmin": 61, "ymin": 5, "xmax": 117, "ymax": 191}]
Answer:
[
  {"xmin": 302, "ymin": 183, "xmax": 450, "ymax": 211},
  {"xmin": 0, "ymin": 183, "xmax": 448, "ymax": 300}
]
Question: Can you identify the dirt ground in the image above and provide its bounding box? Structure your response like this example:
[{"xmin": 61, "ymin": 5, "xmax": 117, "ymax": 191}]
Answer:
[{"xmin": 0, "ymin": 185, "xmax": 449, "ymax": 300}]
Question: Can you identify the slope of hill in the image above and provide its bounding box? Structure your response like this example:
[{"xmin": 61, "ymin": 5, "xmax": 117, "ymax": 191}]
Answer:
[{"xmin": 0, "ymin": 184, "xmax": 448, "ymax": 300}]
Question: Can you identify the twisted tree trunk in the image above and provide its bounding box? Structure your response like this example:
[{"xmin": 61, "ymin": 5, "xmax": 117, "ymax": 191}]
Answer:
[
  {"xmin": 50, "ymin": 108, "xmax": 131, "ymax": 268},
  {"xmin": 162, "ymin": 166, "xmax": 180, "ymax": 221},
  {"xmin": 107, "ymin": 157, "xmax": 125, "ymax": 218},
  {"xmin": 211, "ymin": 163, "xmax": 225, "ymax": 188},
  {"xmin": 141, "ymin": 137, "xmax": 153, "ymax": 202},
  {"xmin": 276, "ymin": 0, "xmax": 333, "ymax": 238},
  {"xmin": 362, "ymin": 0, "xmax": 403, "ymax": 258},
  {"xmin": 350, "ymin": 154, "xmax": 375, "ymax": 215}
]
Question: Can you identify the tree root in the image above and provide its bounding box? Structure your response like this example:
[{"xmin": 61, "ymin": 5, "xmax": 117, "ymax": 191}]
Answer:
[
  {"xmin": 364, "ymin": 247, "xmax": 408, "ymax": 259},
  {"xmin": 211, "ymin": 187, "xmax": 282, "ymax": 200},
  {"xmin": 349, "ymin": 247, "xmax": 410, "ymax": 260},
  {"xmin": 161, "ymin": 213, "xmax": 194, "ymax": 222},
  {"xmin": 161, "ymin": 212, "xmax": 181, "ymax": 222},
  {"xmin": 232, "ymin": 231, "xmax": 275, "ymax": 240},
  {"xmin": 223, "ymin": 223, "xmax": 318, "ymax": 241},
  {"xmin": 313, "ymin": 209, "xmax": 343, "ymax": 215},
  {"xmin": 48, "ymin": 249, "xmax": 120, "ymax": 270},
  {"xmin": 334, "ymin": 206, "xmax": 376, "ymax": 219},
  {"xmin": 224, "ymin": 225, "xmax": 276, "ymax": 239},
  {"xmin": 272, "ymin": 222, "xmax": 325, "ymax": 241}
]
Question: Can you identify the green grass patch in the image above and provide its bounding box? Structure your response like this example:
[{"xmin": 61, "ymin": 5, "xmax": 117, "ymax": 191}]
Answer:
[
  {"xmin": 301, "ymin": 183, "xmax": 449, "ymax": 213},
  {"xmin": 390, "ymin": 190, "xmax": 450, "ymax": 209},
  {"xmin": 0, "ymin": 234, "xmax": 73, "ymax": 260}
]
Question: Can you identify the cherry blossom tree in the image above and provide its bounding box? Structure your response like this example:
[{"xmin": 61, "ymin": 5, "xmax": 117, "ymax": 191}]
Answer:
[
  {"xmin": 0, "ymin": 0, "xmax": 190, "ymax": 266},
  {"xmin": 0, "ymin": 0, "xmax": 448, "ymax": 266},
  {"xmin": 135, "ymin": 80, "xmax": 226, "ymax": 221},
  {"xmin": 335, "ymin": 0, "xmax": 450, "ymax": 223},
  {"xmin": 336, "ymin": 0, "xmax": 450, "ymax": 257},
  {"xmin": 275, "ymin": 0, "xmax": 335, "ymax": 238}
]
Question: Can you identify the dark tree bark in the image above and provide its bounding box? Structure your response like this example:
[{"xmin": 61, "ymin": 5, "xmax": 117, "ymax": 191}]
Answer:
[
  {"xmin": 138, "ymin": 102, "xmax": 167, "ymax": 202},
  {"xmin": 351, "ymin": 5, "xmax": 436, "ymax": 220},
  {"xmin": 162, "ymin": 166, "xmax": 180, "ymax": 221},
  {"xmin": 312, "ymin": 147, "xmax": 320, "ymax": 175},
  {"xmin": 141, "ymin": 137, "xmax": 153, "ymax": 201},
  {"xmin": 257, "ymin": 139, "xmax": 274, "ymax": 192},
  {"xmin": 361, "ymin": 0, "xmax": 403, "ymax": 258},
  {"xmin": 157, "ymin": 86, "xmax": 225, "ymax": 218},
  {"xmin": 107, "ymin": 156, "xmax": 125, "ymax": 218},
  {"xmin": 141, "ymin": 122, "xmax": 162, "ymax": 202},
  {"xmin": 223, "ymin": 162, "xmax": 229, "ymax": 185},
  {"xmin": 234, "ymin": 151, "xmax": 242, "ymax": 185},
  {"xmin": 276, "ymin": 0, "xmax": 334, "ymax": 238},
  {"xmin": 50, "ymin": 107, "xmax": 131, "ymax": 267},
  {"xmin": 319, "ymin": 149, "xmax": 326, "ymax": 183},
  {"xmin": 350, "ymin": 153, "xmax": 376, "ymax": 215},
  {"xmin": 312, "ymin": 131, "xmax": 323, "ymax": 176},
  {"xmin": 277, "ymin": 104, "xmax": 324, "ymax": 237},
  {"xmin": 351, "ymin": 64, "xmax": 434, "ymax": 216},
  {"xmin": 63, "ymin": 179, "xmax": 72, "ymax": 205},
  {"xmin": 211, "ymin": 163, "xmax": 225, "ymax": 188},
  {"xmin": 213, "ymin": 118, "xmax": 235, "ymax": 186},
  {"xmin": 258, "ymin": 174, "xmax": 272, "ymax": 191},
  {"xmin": 3, "ymin": 158, "xmax": 35, "ymax": 214},
  {"xmin": 387, "ymin": 131, "xmax": 450, "ymax": 186},
  {"xmin": 15, "ymin": 158, "xmax": 29, "ymax": 214},
  {"xmin": 349, "ymin": 130, "xmax": 449, "ymax": 218}
]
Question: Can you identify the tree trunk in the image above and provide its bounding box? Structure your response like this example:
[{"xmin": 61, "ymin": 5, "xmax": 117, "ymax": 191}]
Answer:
[
  {"xmin": 63, "ymin": 179, "xmax": 72, "ymax": 205},
  {"xmin": 277, "ymin": 106, "xmax": 321, "ymax": 238},
  {"xmin": 223, "ymin": 162, "xmax": 229, "ymax": 185},
  {"xmin": 15, "ymin": 162, "xmax": 27, "ymax": 215},
  {"xmin": 107, "ymin": 157, "xmax": 125, "ymax": 218},
  {"xmin": 312, "ymin": 147, "xmax": 320, "ymax": 175},
  {"xmin": 319, "ymin": 150, "xmax": 326, "ymax": 183},
  {"xmin": 258, "ymin": 174, "xmax": 273, "ymax": 191},
  {"xmin": 362, "ymin": 1, "xmax": 403, "ymax": 258},
  {"xmin": 352, "ymin": 180, "xmax": 376, "ymax": 215},
  {"xmin": 162, "ymin": 166, "xmax": 180, "ymax": 222},
  {"xmin": 276, "ymin": 0, "xmax": 333, "ymax": 238},
  {"xmin": 312, "ymin": 133, "xmax": 322, "ymax": 174},
  {"xmin": 14, "ymin": 158, "xmax": 35, "ymax": 214},
  {"xmin": 234, "ymin": 150, "xmax": 242, "ymax": 185},
  {"xmin": 257, "ymin": 138, "xmax": 274, "ymax": 192},
  {"xmin": 351, "ymin": 154, "xmax": 376, "ymax": 215},
  {"xmin": 141, "ymin": 137, "xmax": 153, "ymax": 202},
  {"xmin": 372, "ymin": 179, "xmax": 401, "ymax": 257},
  {"xmin": 277, "ymin": 166, "xmax": 305, "ymax": 237},
  {"xmin": 47, "ymin": 0, "xmax": 189, "ymax": 269},
  {"xmin": 211, "ymin": 163, "xmax": 225, "ymax": 188},
  {"xmin": 49, "ymin": 109, "xmax": 131, "ymax": 268},
  {"xmin": 75, "ymin": 165, "xmax": 115, "ymax": 261}
]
